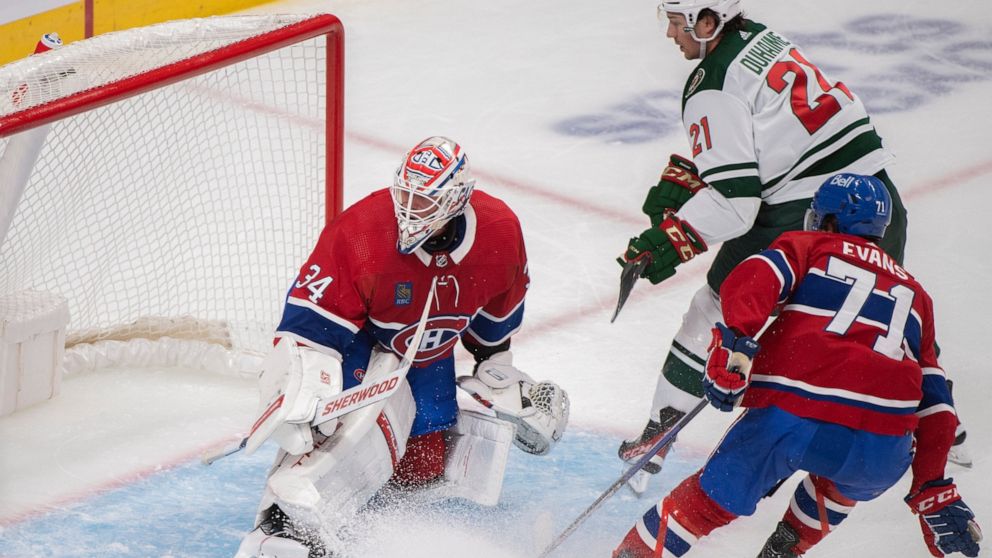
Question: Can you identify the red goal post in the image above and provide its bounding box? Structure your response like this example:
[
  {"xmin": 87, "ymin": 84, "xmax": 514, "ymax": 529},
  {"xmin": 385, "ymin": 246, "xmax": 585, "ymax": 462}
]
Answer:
[{"xmin": 0, "ymin": 14, "xmax": 344, "ymax": 373}]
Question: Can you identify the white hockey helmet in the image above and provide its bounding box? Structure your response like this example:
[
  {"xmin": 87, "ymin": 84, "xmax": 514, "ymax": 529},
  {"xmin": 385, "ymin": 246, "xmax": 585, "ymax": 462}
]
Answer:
[
  {"xmin": 391, "ymin": 136, "xmax": 475, "ymax": 254},
  {"xmin": 659, "ymin": 0, "xmax": 743, "ymax": 57}
]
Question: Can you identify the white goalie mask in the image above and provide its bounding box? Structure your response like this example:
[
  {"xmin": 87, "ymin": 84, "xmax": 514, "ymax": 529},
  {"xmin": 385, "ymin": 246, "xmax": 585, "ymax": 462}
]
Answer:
[{"xmin": 391, "ymin": 136, "xmax": 476, "ymax": 254}]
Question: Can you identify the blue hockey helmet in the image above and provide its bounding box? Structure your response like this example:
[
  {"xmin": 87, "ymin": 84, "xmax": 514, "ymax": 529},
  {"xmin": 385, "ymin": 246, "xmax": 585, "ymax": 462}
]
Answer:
[{"xmin": 805, "ymin": 173, "xmax": 892, "ymax": 239}]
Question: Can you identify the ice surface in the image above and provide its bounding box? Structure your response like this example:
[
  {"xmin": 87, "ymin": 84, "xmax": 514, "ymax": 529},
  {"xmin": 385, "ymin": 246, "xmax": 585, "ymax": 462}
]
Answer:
[{"xmin": 1, "ymin": 0, "xmax": 991, "ymax": 556}]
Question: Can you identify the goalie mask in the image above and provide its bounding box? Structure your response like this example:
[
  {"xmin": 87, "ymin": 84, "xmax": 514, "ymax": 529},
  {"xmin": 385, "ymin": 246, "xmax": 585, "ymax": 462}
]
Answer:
[{"xmin": 391, "ymin": 136, "xmax": 476, "ymax": 254}]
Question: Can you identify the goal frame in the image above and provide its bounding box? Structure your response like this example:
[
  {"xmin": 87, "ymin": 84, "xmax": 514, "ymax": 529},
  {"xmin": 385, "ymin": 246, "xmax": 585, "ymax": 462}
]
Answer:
[{"xmin": 0, "ymin": 13, "xmax": 345, "ymax": 220}]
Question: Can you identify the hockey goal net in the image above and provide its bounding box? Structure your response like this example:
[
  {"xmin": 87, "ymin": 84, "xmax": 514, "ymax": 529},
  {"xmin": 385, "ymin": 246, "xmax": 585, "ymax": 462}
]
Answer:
[{"xmin": 0, "ymin": 14, "xmax": 343, "ymax": 373}]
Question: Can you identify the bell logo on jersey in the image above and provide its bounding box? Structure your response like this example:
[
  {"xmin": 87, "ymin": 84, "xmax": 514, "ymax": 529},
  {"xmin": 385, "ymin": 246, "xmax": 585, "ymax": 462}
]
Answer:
[{"xmin": 390, "ymin": 315, "xmax": 471, "ymax": 363}]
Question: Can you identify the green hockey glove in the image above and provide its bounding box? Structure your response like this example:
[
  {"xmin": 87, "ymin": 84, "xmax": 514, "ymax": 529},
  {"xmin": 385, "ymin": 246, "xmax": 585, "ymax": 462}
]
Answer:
[
  {"xmin": 642, "ymin": 154, "xmax": 707, "ymax": 227},
  {"xmin": 617, "ymin": 213, "xmax": 708, "ymax": 284}
]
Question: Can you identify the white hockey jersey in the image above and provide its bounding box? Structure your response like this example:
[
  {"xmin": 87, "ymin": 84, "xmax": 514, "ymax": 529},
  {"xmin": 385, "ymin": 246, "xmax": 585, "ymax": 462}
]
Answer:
[{"xmin": 677, "ymin": 21, "xmax": 893, "ymax": 244}]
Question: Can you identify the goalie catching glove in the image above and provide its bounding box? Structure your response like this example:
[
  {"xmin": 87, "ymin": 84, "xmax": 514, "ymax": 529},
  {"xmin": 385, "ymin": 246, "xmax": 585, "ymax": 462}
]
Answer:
[
  {"xmin": 457, "ymin": 351, "xmax": 569, "ymax": 456},
  {"xmin": 642, "ymin": 154, "xmax": 706, "ymax": 226},
  {"xmin": 618, "ymin": 212, "xmax": 707, "ymax": 285},
  {"xmin": 244, "ymin": 337, "xmax": 343, "ymax": 456}
]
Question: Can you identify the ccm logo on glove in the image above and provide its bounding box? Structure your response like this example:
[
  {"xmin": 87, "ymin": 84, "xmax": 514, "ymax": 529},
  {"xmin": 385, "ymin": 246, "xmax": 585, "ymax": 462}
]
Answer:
[{"xmin": 915, "ymin": 486, "xmax": 959, "ymax": 513}]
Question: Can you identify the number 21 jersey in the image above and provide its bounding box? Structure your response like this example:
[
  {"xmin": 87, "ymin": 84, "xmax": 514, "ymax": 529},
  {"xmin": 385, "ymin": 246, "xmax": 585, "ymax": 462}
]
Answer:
[{"xmin": 681, "ymin": 21, "xmax": 893, "ymax": 207}]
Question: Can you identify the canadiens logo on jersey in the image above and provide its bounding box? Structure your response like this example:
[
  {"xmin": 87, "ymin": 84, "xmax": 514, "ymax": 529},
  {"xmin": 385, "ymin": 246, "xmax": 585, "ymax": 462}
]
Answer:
[
  {"xmin": 390, "ymin": 315, "xmax": 472, "ymax": 364},
  {"xmin": 394, "ymin": 282, "xmax": 413, "ymax": 305}
]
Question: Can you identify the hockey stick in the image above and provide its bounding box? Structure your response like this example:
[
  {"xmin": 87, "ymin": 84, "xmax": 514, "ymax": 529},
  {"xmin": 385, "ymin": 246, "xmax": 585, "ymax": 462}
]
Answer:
[
  {"xmin": 611, "ymin": 255, "xmax": 650, "ymax": 323},
  {"xmin": 535, "ymin": 398, "xmax": 708, "ymax": 558},
  {"xmin": 201, "ymin": 436, "xmax": 247, "ymax": 465},
  {"xmin": 311, "ymin": 276, "xmax": 436, "ymax": 426},
  {"xmin": 201, "ymin": 277, "xmax": 437, "ymax": 465}
]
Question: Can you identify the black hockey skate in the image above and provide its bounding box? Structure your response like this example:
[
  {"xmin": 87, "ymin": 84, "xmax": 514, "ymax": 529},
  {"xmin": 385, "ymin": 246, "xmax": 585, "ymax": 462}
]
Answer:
[
  {"xmin": 257, "ymin": 505, "xmax": 330, "ymax": 558},
  {"xmin": 756, "ymin": 521, "xmax": 801, "ymax": 558},
  {"xmin": 618, "ymin": 407, "xmax": 687, "ymax": 495},
  {"xmin": 618, "ymin": 407, "xmax": 687, "ymax": 473}
]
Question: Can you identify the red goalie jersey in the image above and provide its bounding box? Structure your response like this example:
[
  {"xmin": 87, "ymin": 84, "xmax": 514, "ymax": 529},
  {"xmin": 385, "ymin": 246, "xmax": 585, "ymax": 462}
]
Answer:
[
  {"xmin": 275, "ymin": 188, "xmax": 529, "ymax": 367},
  {"xmin": 722, "ymin": 231, "xmax": 945, "ymax": 437}
]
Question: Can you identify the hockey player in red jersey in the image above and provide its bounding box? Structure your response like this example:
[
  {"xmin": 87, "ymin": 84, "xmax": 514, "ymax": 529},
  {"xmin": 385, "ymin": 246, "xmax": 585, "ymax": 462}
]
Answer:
[
  {"xmin": 234, "ymin": 137, "xmax": 569, "ymax": 558},
  {"xmin": 613, "ymin": 174, "xmax": 982, "ymax": 558}
]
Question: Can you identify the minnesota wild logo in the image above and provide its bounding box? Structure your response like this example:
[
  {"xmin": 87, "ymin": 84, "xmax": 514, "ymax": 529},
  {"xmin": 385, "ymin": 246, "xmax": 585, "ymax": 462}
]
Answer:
[{"xmin": 686, "ymin": 68, "xmax": 706, "ymax": 97}]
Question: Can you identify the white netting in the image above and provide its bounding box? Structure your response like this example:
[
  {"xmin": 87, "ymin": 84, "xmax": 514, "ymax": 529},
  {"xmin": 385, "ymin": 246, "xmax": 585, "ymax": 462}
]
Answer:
[{"xmin": 0, "ymin": 15, "xmax": 338, "ymax": 357}]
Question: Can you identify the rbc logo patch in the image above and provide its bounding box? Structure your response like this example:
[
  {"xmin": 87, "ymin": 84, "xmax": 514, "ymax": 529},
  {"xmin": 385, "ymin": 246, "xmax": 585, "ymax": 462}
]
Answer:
[{"xmin": 395, "ymin": 282, "xmax": 413, "ymax": 305}]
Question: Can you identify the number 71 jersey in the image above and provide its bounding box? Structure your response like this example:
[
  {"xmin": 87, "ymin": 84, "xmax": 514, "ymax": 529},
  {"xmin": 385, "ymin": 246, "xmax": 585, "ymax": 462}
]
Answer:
[
  {"xmin": 682, "ymin": 21, "xmax": 893, "ymax": 206},
  {"xmin": 721, "ymin": 231, "xmax": 941, "ymax": 437}
]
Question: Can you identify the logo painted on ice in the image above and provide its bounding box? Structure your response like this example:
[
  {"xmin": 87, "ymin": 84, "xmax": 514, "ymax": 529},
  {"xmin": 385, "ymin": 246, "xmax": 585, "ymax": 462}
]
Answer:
[{"xmin": 390, "ymin": 315, "xmax": 471, "ymax": 363}]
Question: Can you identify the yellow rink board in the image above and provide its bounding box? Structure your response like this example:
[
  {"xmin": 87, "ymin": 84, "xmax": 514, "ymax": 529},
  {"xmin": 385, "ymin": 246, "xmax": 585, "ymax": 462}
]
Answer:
[{"xmin": 0, "ymin": 0, "xmax": 275, "ymax": 65}]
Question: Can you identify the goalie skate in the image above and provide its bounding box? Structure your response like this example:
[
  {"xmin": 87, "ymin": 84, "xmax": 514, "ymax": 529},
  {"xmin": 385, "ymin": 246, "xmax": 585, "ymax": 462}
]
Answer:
[{"xmin": 235, "ymin": 505, "xmax": 329, "ymax": 558}]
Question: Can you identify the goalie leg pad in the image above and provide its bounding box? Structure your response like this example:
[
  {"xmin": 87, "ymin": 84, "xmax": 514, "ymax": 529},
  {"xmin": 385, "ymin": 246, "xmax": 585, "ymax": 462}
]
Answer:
[
  {"xmin": 441, "ymin": 409, "xmax": 514, "ymax": 506},
  {"xmin": 259, "ymin": 356, "xmax": 416, "ymax": 536}
]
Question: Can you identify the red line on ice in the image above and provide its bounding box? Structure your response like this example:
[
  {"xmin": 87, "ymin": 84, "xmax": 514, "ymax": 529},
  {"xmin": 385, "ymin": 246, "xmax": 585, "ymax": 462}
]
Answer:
[{"xmin": 4, "ymin": 129, "xmax": 989, "ymax": 527}]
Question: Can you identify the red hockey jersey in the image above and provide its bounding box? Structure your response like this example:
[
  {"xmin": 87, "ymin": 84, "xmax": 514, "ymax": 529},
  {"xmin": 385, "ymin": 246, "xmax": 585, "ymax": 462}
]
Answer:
[
  {"xmin": 276, "ymin": 188, "xmax": 529, "ymax": 366},
  {"xmin": 722, "ymin": 231, "xmax": 942, "ymax": 436}
]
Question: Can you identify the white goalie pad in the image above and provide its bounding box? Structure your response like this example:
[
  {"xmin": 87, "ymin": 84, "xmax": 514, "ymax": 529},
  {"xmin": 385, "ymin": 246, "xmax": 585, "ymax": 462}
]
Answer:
[
  {"xmin": 457, "ymin": 351, "xmax": 569, "ymax": 456},
  {"xmin": 253, "ymin": 349, "xmax": 417, "ymax": 535},
  {"xmin": 438, "ymin": 409, "xmax": 515, "ymax": 506},
  {"xmin": 245, "ymin": 337, "xmax": 344, "ymax": 456}
]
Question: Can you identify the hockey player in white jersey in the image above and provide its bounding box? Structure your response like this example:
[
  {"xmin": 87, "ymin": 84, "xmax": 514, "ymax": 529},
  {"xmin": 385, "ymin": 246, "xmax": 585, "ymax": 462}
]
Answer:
[{"xmin": 615, "ymin": 0, "xmax": 968, "ymax": 492}]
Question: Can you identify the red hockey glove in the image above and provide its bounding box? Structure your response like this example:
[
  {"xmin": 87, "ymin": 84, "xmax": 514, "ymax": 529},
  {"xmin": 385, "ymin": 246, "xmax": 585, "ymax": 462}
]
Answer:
[
  {"xmin": 617, "ymin": 213, "xmax": 707, "ymax": 285},
  {"xmin": 906, "ymin": 478, "xmax": 982, "ymax": 557},
  {"xmin": 704, "ymin": 323, "xmax": 759, "ymax": 412},
  {"xmin": 642, "ymin": 154, "xmax": 706, "ymax": 226}
]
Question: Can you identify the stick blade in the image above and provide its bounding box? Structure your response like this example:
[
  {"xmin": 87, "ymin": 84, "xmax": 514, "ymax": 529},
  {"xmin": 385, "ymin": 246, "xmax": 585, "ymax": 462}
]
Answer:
[
  {"xmin": 200, "ymin": 437, "xmax": 247, "ymax": 465},
  {"xmin": 611, "ymin": 257, "xmax": 649, "ymax": 323}
]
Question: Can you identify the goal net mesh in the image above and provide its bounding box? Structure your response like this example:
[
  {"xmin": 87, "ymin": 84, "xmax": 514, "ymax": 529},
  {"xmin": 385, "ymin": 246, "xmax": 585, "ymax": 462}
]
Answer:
[{"xmin": 0, "ymin": 15, "xmax": 339, "ymax": 359}]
